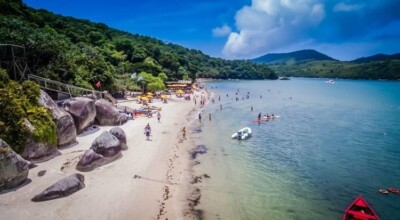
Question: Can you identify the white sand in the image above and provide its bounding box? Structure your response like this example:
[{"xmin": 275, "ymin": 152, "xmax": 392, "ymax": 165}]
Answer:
[{"xmin": 0, "ymin": 95, "xmax": 198, "ymax": 220}]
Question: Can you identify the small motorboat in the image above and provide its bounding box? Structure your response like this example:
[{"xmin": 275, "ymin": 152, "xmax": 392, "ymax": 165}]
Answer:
[
  {"xmin": 325, "ymin": 79, "xmax": 335, "ymax": 84},
  {"xmin": 378, "ymin": 189, "xmax": 389, "ymax": 194},
  {"xmin": 232, "ymin": 127, "xmax": 252, "ymax": 140},
  {"xmin": 388, "ymin": 188, "xmax": 400, "ymax": 194},
  {"xmin": 343, "ymin": 195, "xmax": 380, "ymax": 220}
]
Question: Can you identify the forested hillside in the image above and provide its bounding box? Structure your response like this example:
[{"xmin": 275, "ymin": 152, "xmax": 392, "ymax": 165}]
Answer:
[
  {"xmin": 0, "ymin": 0, "xmax": 277, "ymax": 92},
  {"xmin": 251, "ymin": 48, "xmax": 400, "ymax": 80},
  {"xmin": 252, "ymin": 49, "xmax": 335, "ymax": 64},
  {"xmin": 270, "ymin": 60, "xmax": 400, "ymax": 80}
]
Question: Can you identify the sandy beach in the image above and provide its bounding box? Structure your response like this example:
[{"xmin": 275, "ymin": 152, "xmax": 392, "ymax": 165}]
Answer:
[{"xmin": 0, "ymin": 94, "xmax": 203, "ymax": 220}]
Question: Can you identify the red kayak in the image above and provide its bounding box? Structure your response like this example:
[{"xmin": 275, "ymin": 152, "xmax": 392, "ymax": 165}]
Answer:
[
  {"xmin": 388, "ymin": 188, "xmax": 400, "ymax": 194},
  {"xmin": 252, "ymin": 119, "xmax": 268, "ymax": 122},
  {"xmin": 343, "ymin": 195, "xmax": 380, "ymax": 220}
]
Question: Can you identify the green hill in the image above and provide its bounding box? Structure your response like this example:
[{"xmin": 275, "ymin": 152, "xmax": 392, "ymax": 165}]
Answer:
[
  {"xmin": 251, "ymin": 49, "xmax": 336, "ymax": 64},
  {"xmin": 351, "ymin": 53, "xmax": 400, "ymax": 63},
  {"xmin": 251, "ymin": 49, "xmax": 400, "ymax": 80},
  {"xmin": 0, "ymin": 0, "xmax": 277, "ymax": 92},
  {"xmin": 269, "ymin": 60, "xmax": 400, "ymax": 80}
]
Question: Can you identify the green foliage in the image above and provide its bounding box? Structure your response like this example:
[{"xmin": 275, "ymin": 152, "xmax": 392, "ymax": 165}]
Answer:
[
  {"xmin": 0, "ymin": 79, "xmax": 57, "ymax": 153},
  {"xmin": 136, "ymin": 72, "xmax": 166, "ymax": 92},
  {"xmin": 273, "ymin": 60, "xmax": 400, "ymax": 79},
  {"xmin": 0, "ymin": 1, "xmax": 278, "ymax": 93}
]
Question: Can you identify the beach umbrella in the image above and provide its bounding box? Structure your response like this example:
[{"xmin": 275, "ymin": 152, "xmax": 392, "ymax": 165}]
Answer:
[
  {"xmin": 147, "ymin": 92, "xmax": 153, "ymax": 96},
  {"xmin": 176, "ymin": 90, "xmax": 184, "ymax": 94}
]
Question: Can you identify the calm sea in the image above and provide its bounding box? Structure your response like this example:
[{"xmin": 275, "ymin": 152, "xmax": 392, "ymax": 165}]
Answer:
[{"xmin": 190, "ymin": 78, "xmax": 400, "ymax": 220}]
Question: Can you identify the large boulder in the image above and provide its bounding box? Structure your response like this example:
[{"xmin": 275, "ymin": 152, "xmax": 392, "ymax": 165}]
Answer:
[
  {"xmin": 38, "ymin": 90, "xmax": 77, "ymax": 147},
  {"xmin": 63, "ymin": 97, "xmax": 96, "ymax": 134},
  {"xmin": 0, "ymin": 139, "xmax": 30, "ymax": 191},
  {"xmin": 76, "ymin": 131, "xmax": 121, "ymax": 171},
  {"xmin": 31, "ymin": 173, "xmax": 85, "ymax": 202},
  {"xmin": 76, "ymin": 149, "xmax": 104, "ymax": 171},
  {"xmin": 110, "ymin": 127, "xmax": 127, "ymax": 150},
  {"xmin": 94, "ymin": 99, "xmax": 128, "ymax": 126},
  {"xmin": 21, "ymin": 119, "xmax": 57, "ymax": 160}
]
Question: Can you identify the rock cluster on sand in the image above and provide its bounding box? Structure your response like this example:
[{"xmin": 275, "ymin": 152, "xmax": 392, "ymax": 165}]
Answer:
[
  {"xmin": 39, "ymin": 90, "xmax": 77, "ymax": 147},
  {"xmin": 31, "ymin": 173, "xmax": 85, "ymax": 202},
  {"xmin": 63, "ymin": 97, "xmax": 96, "ymax": 134},
  {"xmin": 95, "ymin": 99, "xmax": 128, "ymax": 126},
  {"xmin": 0, "ymin": 139, "xmax": 30, "ymax": 191},
  {"xmin": 76, "ymin": 129, "xmax": 126, "ymax": 171},
  {"xmin": 110, "ymin": 127, "xmax": 128, "ymax": 150}
]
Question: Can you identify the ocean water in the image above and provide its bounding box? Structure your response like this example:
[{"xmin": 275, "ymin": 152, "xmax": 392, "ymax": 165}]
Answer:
[{"xmin": 191, "ymin": 78, "xmax": 400, "ymax": 220}]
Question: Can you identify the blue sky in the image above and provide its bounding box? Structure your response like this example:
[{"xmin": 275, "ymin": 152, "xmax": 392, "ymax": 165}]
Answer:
[{"xmin": 24, "ymin": 0, "xmax": 400, "ymax": 61}]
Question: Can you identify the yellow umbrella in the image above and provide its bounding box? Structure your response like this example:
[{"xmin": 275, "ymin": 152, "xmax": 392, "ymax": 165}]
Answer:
[
  {"xmin": 141, "ymin": 97, "xmax": 149, "ymax": 101},
  {"xmin": 147, "ymin": 92, "xmax": 153, "ymax": 96},
  {"xmin": 161, "ymin": 95, "xmax": 168, "ymax": 99},
  {"xmin": 176, "ymin": 90, "xmax": 184, "ymax": 94}
]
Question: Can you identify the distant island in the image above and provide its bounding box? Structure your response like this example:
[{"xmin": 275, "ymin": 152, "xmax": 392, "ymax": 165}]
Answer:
[{"xmin": 251, "ymin": 49, "xmax": 400, "ymax": 80}]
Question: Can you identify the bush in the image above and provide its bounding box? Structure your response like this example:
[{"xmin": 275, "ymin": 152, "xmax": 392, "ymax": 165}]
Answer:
[{"xmin": 0, "ymin": 75, "xmax": 56, "ymax": 153}]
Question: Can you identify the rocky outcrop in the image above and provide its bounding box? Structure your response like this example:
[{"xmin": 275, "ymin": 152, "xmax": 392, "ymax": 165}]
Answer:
[
  {"xmin": 76, "ymin": 131, "xmax": 121, "ymax": 171},
  {"xmin": 94, "ymin": 99, "xmax": 128, "ymax": 126},
  {"xmin": 21, "ymin": 119, "xmax": 57, "ymax": 160},
  {"xmin": 110, "ymin": 127, "xmax": 127, "ymax": 150},
  {"xmin": 31, "ymin": 173, "xmax": 85, "ymax": 202},
  {"xmin": 63, "ymin": 97, "xmax": 96, "ymax": 134},
  {"xmin": 0, "ymin": 139, "xmax": 30, "ymax": 191},
  {"xmin": 39, "ymin": 90, "xmax": 77, "ymax": 147}
]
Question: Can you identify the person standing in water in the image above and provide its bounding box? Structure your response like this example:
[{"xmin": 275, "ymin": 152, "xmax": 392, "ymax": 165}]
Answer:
[
  {"xmin": 258, "ymin": 112, "xmax": 262, "ymax": 120},
  {"xmin": 198, "ymin": 113, "xmax": 202, "ymax": 123}
]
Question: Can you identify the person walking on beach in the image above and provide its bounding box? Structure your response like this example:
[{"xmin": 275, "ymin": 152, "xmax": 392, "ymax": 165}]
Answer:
[
  {"xmin": 157, "ymin": 112, "xmax": 161, "ymax": 123},
  {"xmin": 182, "ymin": 127, "xmax": 186, "ymax": 140},
  {"xmin": 209, "ymin": 113, "xmax": 211, "ymax": 121},
  {"xmin": 144, "ymin": 123, "xmax": 151, "ymax": 141},
  {"xmin": 251, "ymin": 106, "xmax": 253, "ymax": 111},
  {"xmin": 198, "ymin": 113, "xmax": 202, "ymax": 123}
]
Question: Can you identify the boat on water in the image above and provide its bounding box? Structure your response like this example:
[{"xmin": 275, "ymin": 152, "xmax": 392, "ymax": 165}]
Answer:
[
  {"xmin": 325, "ymin": 79, "xmax": 335, "ymax": 84},
  {"xmin": 343, "ymin": 195, "xmax": 380, "ymax": 220},
  {"xmin": 232, "ymin": 127, "xmax": 252, "ymax": 140},
  {"xmin": 388, "ymin": 188, "xmax": 400, "ymax": 194}
]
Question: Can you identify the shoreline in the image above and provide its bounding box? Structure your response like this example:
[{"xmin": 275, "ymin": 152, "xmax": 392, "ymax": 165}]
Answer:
[{"xmin": 0, "ymin": 92, "xmax": 205, "ymax": 220}]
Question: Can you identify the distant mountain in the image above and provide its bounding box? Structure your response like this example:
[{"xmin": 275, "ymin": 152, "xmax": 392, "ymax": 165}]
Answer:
[
  {"xmin": 251, "ymin": 49, "xmax": 336, "ymax": 64},
  {"xmin": 351, "ymin": 53, "xmax": 400, "ymax": 63}
]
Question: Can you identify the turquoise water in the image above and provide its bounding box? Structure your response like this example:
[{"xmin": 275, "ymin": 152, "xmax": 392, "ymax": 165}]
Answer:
[{"xmin": 191, "ymin": 78, "xmax": 400, "ymax": 220}]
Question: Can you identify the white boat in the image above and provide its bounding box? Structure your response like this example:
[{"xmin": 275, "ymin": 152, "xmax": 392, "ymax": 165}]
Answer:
[
  {"xmin": 325, "ymin": 79, "xmax": 335, "ymax": 84},
  {"xmin": 232, "ymin": 127, "xmax": 252, "ymax": 140}
]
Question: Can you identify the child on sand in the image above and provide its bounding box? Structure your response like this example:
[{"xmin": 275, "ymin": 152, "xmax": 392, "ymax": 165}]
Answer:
[
  {"xmin": 144, "ymin": 123, "xmax": 151, "ymax": 141},
  {"xmin": 182, "ymin": 127, "xmax": 186, "ymax": 140}
]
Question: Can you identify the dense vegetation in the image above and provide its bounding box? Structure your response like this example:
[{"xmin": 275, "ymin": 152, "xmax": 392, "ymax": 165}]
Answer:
[
  {"xmin": 0, "ymin": 68, "xmax": 57, "ymax": 153},
  {"xmin": 252, "ymin": 49, "xmax": 400, "ymax": 80},
  {"xmin": 0, "ymin": 0, "xmax": 277, "ymax": 93},
  {"xmin": 270, "ymin": 60, "xmax": 400, "ymax": 80}
]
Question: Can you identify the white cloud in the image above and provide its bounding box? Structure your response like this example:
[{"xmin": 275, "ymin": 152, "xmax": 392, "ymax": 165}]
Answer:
[
  {"xmin": 212, "ymin": 25, "xmax": 232, "ymax": 37},
  {"xmin": 222, "ymin": 0, "xmax": 326, "ymax": 58},
  {"xmin": 333, "ymin": 3, "xmax": 364, "ymax": 12}
]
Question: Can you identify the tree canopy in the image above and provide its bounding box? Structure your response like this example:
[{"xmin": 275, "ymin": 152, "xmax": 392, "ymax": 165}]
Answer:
[{"xmin": 0, "ymin": 0, "xmax": 278, "ymax": 93}]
